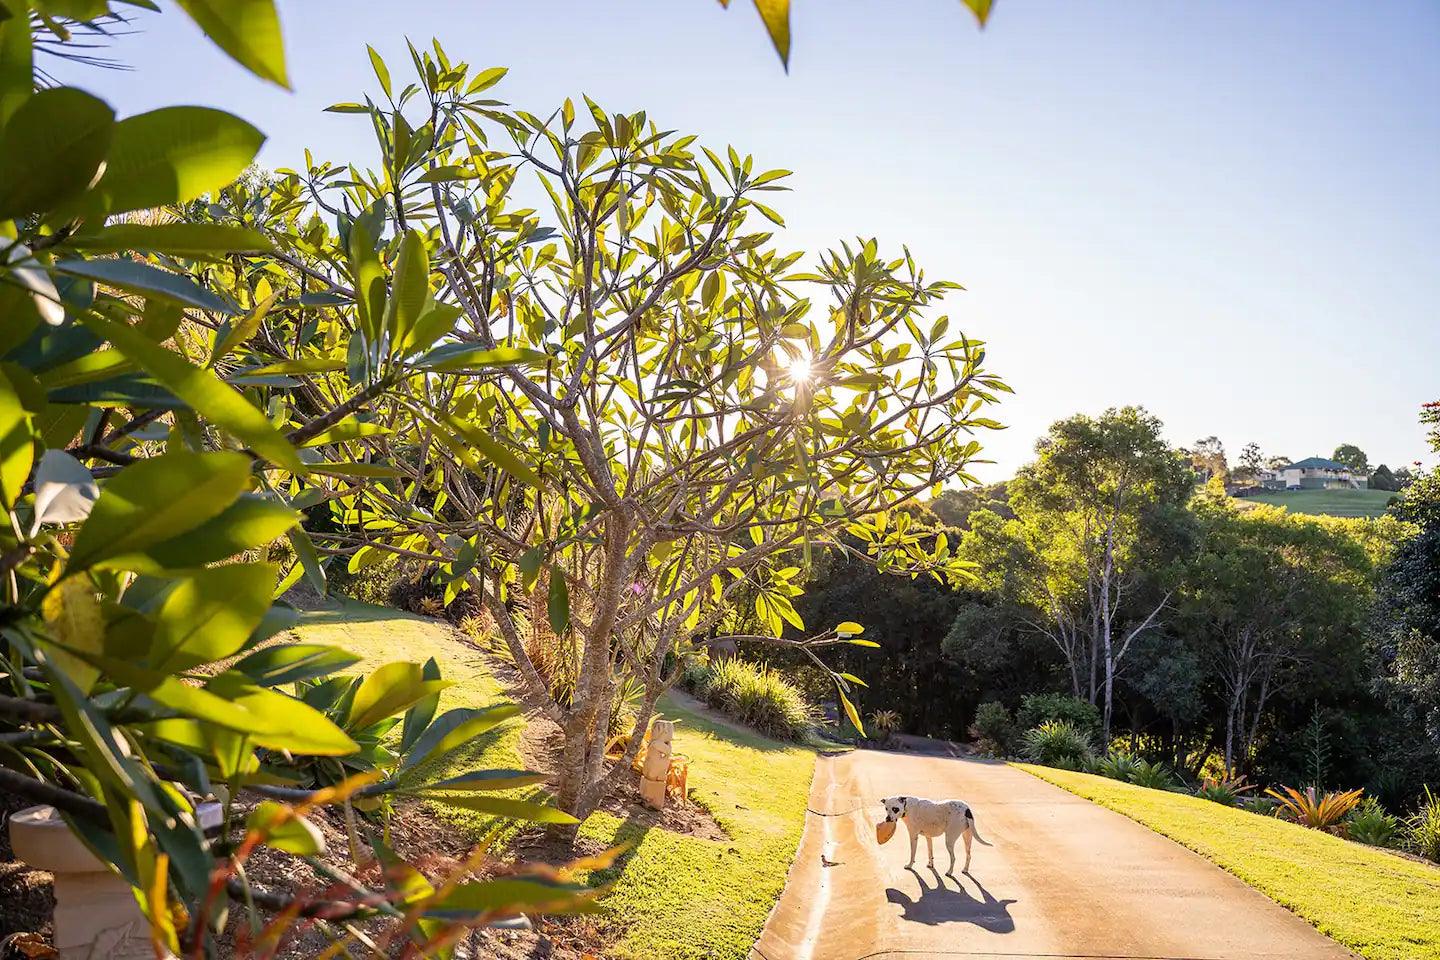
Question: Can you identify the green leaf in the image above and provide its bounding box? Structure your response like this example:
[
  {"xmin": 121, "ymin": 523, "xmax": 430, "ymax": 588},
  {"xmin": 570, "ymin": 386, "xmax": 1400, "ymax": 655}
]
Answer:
[
  {"xmin": 416, "ymin": 344, "xmax": 549, "ymax": 372},
  {"xmin": 44, "ymin": 657, "xmax": 166, "ymax": 813},
  {"xmin": 68, "ymin": 450, "xmax": 252, "ymax": 571},
  {"xmin": 386, "ymin": 230, "xmax": 429, "ymax": 347},
  {"xmin": 347, "ymin": 215, "xmax": 385, "ymax": 344},
  {"xmin": 753, "ymin": 0, "xmax": 791, "ymax": 67},
  {"xmin": 202, "ymin": 671, "xmax": 358, "ymax": 755},
  {"xmin": 0, "ymin": 14, "xmax": 33, "ymax": 128},
  {"xmin": 0, "ymin": 87, "xmax": 114, "ymax": 219},
  {"xmin": 347, "ymin": 661, "xmax": 453, "ymax": 732},
  {"xmin": 415, "ymin": 165, "xmax": 471, "ymax": 183},
  {"xmin": 212, "ymin": 289, "xmax": 279, "ymax": 361},
  {"xmin": 78, "ymin": 314, "xmax": 301, "ymax": 470},
  {"xmin": 419, "ymin": 769, "xmax": 548, "ymax": 792},
  {"xmin": 463, "ymin": 66, "xmax": 508, "ymax": 95},
  {"xmin": 836, "ymin": 620, "xmax": 864, "ymax": 637},
  {"xmin": 233, "ymin": 643, "xmax": 360, "ymax": 687},
  {"xmin": 436, "ymin": 411, "xmax": 541, "ymax": 487},
  {"xmin": 247, "ymin": 356, "xmax": 346, "ymax": 376},
  {"xmin": 0, "ymin": 367, "xmax": 36, "ymax": 511},
  {"xmin": 847, "ymin": 638, "xmax": 880, "ymax": 648},
  {"xmin": 149, "ymin": 562, "xmax": 277, "ymax": 672},
  {"xmin": 398, "ymin": 657, "xmax": 443, "ymax": 754},
  {"xmin": 287, "ymin": 525, "xmax": 327, "ymax": 593},
  {"xmin": 176, "ymin": 0, "xmax": 289, "ymax": 88},
  {"xmin": 398, "ymin": 704, "xmax": 520, "ymax": 774},
  {"xmin": 397, "ymin": 302, "xmax": 457, "ymax": 358},
  {"xmin": 414, "ymin": 793, "xmax": 577, "ymax": 825},
  {"xmin": 367, "ymin": 44, "xmax": 392, "ymax": 99},
  {"xmin": 70, "ymin": 223, "xmax": 273, "ymax": 257},
  {"xmin": 425, "ymin": 878, "xmax": 593, "ymax": 920},
  {"xmin": 297, "ymin": 418, "xmax": 388, "ymax": 447},
  {"xmin": 838, "ymin": 688, "xmax": 866, "ymax": 737},
  {"xmin": 56, "ymin": 258, "xmax": 234, "ymax": 314},
  {"xmin": 99, "ymin": 494, "xmax": 298, "ymax": 572},
  {"xmin": 962, "ymin": 0, "xmax": 995, "ymax": 27},
  {"xmin": 304, "ymin": 461, "xmax": 400, "ymax": 479},
  {"xmin": 41, "ymin": 575, "xmax": 105, "ymax": 695},
  {"xmin": 547, "ymin": 567, "xmax": 570, "ymax": 635},
  {"xmin": 246, "ymin": 801, "xmax": 325, "ymax": 855},
  {"xmin": 97, "ymin": 106, "xmax": 264, "ymax": 214}
]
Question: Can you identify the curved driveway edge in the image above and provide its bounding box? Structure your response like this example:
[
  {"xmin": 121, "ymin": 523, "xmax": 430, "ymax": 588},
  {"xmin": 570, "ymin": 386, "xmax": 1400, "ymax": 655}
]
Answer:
[{"xmin": 750, "ymin": 749, "xmax": 1356, "ymax": 960}]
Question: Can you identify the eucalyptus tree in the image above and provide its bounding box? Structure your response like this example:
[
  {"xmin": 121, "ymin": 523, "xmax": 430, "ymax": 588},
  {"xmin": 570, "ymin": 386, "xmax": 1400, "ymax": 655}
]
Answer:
[
  {"xmin": 961, "ymin": 407, "xmax": 1193, "ymax": 741},
  {"xmin": 1181, "ymin": 496, "xmax": 1382, "ymax": 776},
  {"xmin": 224, "ymin": 44, "xmax": 1008, "ymax": 816}
]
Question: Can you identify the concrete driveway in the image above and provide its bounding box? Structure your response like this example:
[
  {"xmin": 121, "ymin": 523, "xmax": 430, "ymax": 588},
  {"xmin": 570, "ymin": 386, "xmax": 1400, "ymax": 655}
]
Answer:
[{"xmin": 750, "ymin": 749, "xmax": 1355, "ymax": 960}]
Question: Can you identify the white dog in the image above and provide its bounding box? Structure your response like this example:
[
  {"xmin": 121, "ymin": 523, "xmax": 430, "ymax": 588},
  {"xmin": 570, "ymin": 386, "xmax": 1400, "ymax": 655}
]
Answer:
[{"xmin": 881, "ymin": 795, "xmax": 992, "ymax": 874}]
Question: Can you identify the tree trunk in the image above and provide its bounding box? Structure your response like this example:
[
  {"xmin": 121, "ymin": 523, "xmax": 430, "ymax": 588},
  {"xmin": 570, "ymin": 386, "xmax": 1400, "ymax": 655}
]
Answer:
[
  {"xmin": 1099, "ymin": 530, "xmax": 1116, "ymax": 744},
  {"xmin": 554, "ymin": 512, "xmax": 635, "ymax": 818},
  {"xmin": 1223, "ymin": 692, "xmax": 1239, "ymax": 777}
]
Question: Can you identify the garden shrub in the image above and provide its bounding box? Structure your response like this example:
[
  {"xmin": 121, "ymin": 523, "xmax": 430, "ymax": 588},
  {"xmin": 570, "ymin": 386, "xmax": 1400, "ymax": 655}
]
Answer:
[
  {"xmin": 869, "ymin": 709, "xmax": 903, "ymax": 738},
  {"xmin": 1020, "ymin": 719, "xmax": 1093, "ymax": 769},
  {"xmin": 679, "ymin": 656, "xmax": 713, "ymax": 694},
  {"xmin": 1017, "ymin": 693, "xmax": 1101, "ymax": 742},
  {"xmin": 1092, "ymin": 751, "xmax": 1142, "ymax": 783},
  {"xmin": 327, "ymin": 553, "xmax": 420, "ymax": 606},
  {"xmin": 690, "ymin": 658, "xmax": 816, "ymax": 741},
  {"xmin": 1130, "ymin": 758, "xmax": 1180, "ymax": 791},
  {"xmin": 1194, "ymin": 775, "xmax": 1253, "ymax": 807},
  {"xmin": 1408, "ymin": 786, "xmax": 1440, "ymax": 862},
  {"xmin": 1346, "ymin": 797, "xmax": 1401, "ymax": 848},
  {"xmin": 1240, "ymin": 794, "xmax": 1278, "ymax": 816},
  {"xmin": 970, "ymin": 701, "xmax": 1015, "ymax": 755}
]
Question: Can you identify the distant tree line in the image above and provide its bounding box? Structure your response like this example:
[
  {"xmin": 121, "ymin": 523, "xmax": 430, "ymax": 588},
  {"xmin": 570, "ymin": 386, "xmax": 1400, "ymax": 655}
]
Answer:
[{"xmin": 763, "ymin": 404, "xmax": 1440, "ymax": 807}]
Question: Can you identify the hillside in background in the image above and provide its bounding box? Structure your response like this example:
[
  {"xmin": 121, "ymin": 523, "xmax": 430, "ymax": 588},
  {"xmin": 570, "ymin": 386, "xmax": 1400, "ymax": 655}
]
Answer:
[{"xmin": 1235, "ymin": 489, "xmax": 1397, "ymax": 519}]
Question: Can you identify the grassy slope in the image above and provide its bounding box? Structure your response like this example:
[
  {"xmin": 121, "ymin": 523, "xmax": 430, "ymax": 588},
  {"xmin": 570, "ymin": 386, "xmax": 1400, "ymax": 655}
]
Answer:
[
  {"xmin": 1237, "ymin": 488, "xmax": 1396, "ymax": 518},
  {"xmin": 1018, "ymin": 764, "xmax": 1440, "ymax": 960},
  {"xmin": 291, "ymin": 601, "xmax": 816, "ymax": 960},
  {"xmin": 580, "ymin": 696, "xmax": 816, "ymax": 960}
]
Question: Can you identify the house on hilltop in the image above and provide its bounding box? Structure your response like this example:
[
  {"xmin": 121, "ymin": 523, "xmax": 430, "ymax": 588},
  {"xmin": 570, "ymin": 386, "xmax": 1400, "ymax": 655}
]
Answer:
[{"xmin": 1259, "ymin": 457, "xmax": 1369, "ymax": 491}]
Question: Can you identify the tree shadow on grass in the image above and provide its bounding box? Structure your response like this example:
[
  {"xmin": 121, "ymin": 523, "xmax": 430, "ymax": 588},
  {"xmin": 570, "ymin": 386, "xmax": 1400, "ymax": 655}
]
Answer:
[
  {"xmin": 584, "ymin": 808, "xmax": 658, "ymax": 887},
  {"xmin": 661, "ymin": 694, "xmax": 794, "ymax": 755},
  {"xmin": 885, "ymin": 866, "xmax": 1017, "ymax": 933}
]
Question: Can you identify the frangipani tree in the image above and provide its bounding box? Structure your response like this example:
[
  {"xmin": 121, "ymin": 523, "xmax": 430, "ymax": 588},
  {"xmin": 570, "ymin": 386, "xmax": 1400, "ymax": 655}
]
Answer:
[{"xmin": 218, "ymin": 43, "xmax": 1008, "ymax": 816}]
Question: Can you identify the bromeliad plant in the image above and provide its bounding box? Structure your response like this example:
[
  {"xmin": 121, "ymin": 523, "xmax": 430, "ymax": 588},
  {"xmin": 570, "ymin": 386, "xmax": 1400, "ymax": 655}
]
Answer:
[
  {"xmin": 1265, "ymin": 784, "xmax": 1364, "ymax": 831},
  {"xmin": 1345, "ymin": 797, "xmax": 1401, "ymax": 848},
  {"xmin": 1194, "ymin": 774, "xmax": 1254, "ymax": 807},
  {"xmin": 0, "ymin": 3, "xmax": 591, "ymax": 953},
  {"xmin": 1021, "ymin": 720, "xmax": 1093, "ymax": 769}
]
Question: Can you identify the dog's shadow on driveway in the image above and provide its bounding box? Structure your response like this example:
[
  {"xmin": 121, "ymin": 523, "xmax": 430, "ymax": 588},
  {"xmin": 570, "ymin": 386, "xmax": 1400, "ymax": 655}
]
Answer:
[{"xmin": 885, "ymin": 867, "xmax": 1017, "ymax": 933}]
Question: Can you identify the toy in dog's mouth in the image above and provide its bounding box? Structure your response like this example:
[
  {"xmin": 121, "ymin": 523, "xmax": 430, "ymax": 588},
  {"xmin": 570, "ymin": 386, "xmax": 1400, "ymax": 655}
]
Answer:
[{"xmin": 876, "ymin": 820, "xmax": 896, "ymax": 844}]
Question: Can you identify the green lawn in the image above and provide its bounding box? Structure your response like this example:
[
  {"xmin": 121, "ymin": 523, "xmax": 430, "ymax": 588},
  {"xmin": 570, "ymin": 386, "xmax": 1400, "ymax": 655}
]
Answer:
[
  {"xmin": 1236, "ymin": 488, "xmax": 1396, "ymax": 518},
  {"xmin": 290, "ymin": 600, "xmax": 816, "ymax": 960},
  {"xmin": 1018, "ymin": 764, "xmax": 1440, "ymax": 960}
]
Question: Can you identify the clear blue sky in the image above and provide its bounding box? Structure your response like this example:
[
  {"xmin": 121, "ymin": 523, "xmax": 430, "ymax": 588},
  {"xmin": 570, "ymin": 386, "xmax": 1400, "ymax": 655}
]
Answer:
[{"xmin": 57, "ymin": 1, "xmax": 1440, "ymax": 480}]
